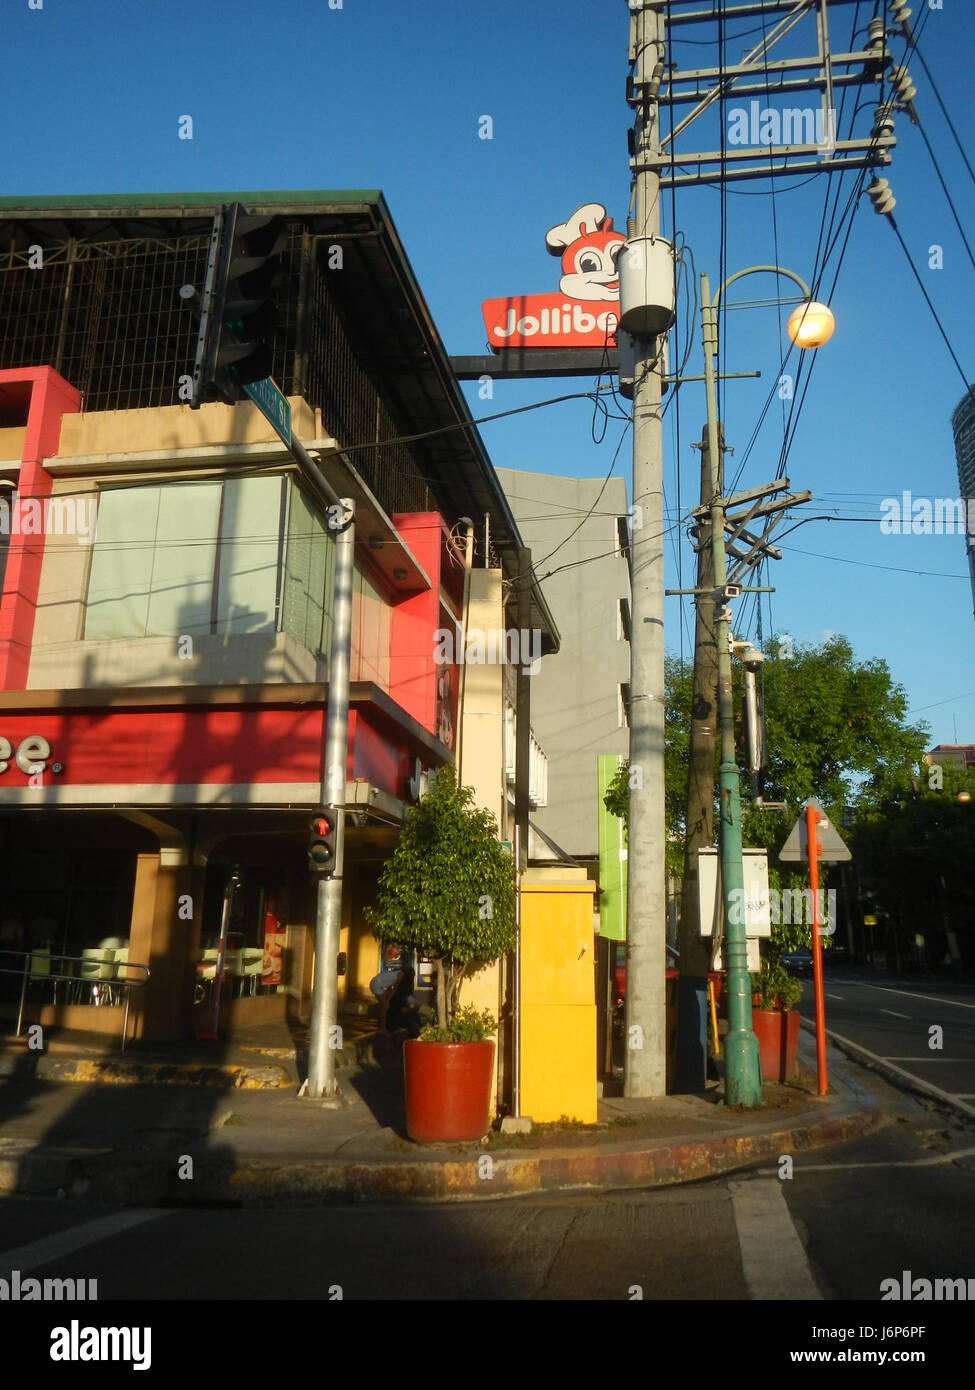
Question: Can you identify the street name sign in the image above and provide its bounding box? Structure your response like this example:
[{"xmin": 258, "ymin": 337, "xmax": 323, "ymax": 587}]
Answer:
[{"xmin": 244, "ymin": 376, "xmax": 291, "ymax": 448}]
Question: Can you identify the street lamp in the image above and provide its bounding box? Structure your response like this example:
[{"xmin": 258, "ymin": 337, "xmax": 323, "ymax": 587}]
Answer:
[
  {"xmin": 699, "ymin": 265, "xmax": 833, "ymax": 1107},
  {"xmin": 786, "ymin": 300, "xmax": 835, "ymax": 349}
]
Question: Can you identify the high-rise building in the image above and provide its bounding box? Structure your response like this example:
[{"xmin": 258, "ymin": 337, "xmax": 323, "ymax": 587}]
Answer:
[
  {"xmin": 950, "ymin": 386, "xmax": 975, "ymax": 619},
  {"xmin": 495, "ymin": 468, "xmax": 631, "ymax": 865}
]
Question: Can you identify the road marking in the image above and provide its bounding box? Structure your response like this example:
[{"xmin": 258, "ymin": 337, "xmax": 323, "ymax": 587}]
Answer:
[
  {"xmin": 822, "ymin": 1027, "xmax": 975, "ymax": 1120},
  {"xmin": 756, "ymin": 1146, "xmax": 975, "ymax": 1175},
  {"xmin": 826, "ymin": 993, "xmax": 844, "ymax": 1000},
  {"xmin": 0, "ymin": 1209, "xmax": 172, "ymax": 1274},
  {"xmin": 879, "ymin": 1009, "xmax": 911, "ymax": 1019},
  {"xmin": 827, "ymin": 981, "xmax": 975, "ymax": 1011},
  {"xmin": 729, "ymin": 1179, "xmax": 822, "ymax": 1300}
]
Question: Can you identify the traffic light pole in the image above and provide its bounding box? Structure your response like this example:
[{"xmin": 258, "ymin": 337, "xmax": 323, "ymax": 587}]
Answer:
[{"xmin": 305, "ymin": 489, "xmax": 355, "ymax": 1099}]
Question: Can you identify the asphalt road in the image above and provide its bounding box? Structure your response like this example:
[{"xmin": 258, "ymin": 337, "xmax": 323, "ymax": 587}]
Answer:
[
  {"xmin": 797, "ymin": 973, "xmax": 975, "ymax": 1116},
  {"xmin": 0, "ymin": 1090, "xmax": 972, "ymax": 1305}
]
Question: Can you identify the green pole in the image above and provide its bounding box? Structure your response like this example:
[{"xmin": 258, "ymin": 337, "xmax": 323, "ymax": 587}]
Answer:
[{"xmin": 700, "ymin": 270, "xmax": 762, "ymax": 1107}]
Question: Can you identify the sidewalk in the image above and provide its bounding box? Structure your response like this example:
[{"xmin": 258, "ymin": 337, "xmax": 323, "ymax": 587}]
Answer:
[{"xmin": 0, "ymin": 1018, "xmax": 889, "ymax": 1205}]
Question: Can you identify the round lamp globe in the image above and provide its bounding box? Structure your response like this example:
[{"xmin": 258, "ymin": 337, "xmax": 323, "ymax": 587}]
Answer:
[{"xmin": 787, "ymin": 300, "xmax": 835, "ymax": 349}]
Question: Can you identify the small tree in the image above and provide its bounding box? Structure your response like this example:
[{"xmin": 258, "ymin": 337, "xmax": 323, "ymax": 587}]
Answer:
[{"xmin": 366, "ymin": 765, "xmax": 515, "ymax": 1030}]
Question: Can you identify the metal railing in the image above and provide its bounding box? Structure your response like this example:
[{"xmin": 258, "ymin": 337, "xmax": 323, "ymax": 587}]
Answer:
[{"xmin": 0, "ymin": 948, "xmax": 150, "ymax": 1052}]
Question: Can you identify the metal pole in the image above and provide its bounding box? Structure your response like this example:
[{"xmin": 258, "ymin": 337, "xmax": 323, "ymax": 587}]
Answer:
[
  {"xmin": 305, "ymin": 498, "xmax": 356, "ymax": 1099},
  {"xmin": 676, "ymin": 423, "xmax": 720, "ymax": 1092},
  {"xmin": 624, "ymin": 0, "xmax": 668, "ymax": 1099},
  {"xmin": 700, "ymin": 271, "xmax": 762, "ymax": 1107},
  {"xmin": 806, "ymin": 805, "xmax": 829, "ymax": 1095},
  {"xmin": 198, "ymin": 867, "xmax": 239, "ymax": 1041},
  {"xmin": 513, "ymin": 823, "xmax": 521, "ymax": 1119},
  {"xmin": 454, "ymin": 520, "xmax": 475, "ymax": 788}
]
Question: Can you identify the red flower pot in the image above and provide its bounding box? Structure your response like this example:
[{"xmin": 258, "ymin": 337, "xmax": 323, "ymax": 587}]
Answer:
[
  {"xmin": 751, "ymin": 1007, "xmax": 800, "ymax": 1083},
  {"xmin": 403, "ymin": 1039, "xmax": 495, "ymax": 1143}
]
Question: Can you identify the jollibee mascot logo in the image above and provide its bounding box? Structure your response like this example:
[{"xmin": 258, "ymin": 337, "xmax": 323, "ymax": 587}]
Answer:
[
  {"xmin": 545, "ymin": 203, "xmax": 625, "ymax": 302},
  {"xmin": 481, "ymin": 201, "xmax": 624, "ymax": 349}
]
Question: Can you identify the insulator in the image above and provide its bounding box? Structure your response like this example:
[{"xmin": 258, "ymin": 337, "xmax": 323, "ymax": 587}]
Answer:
[
  {"xmin": 872, "ymin": 102, "xmax": 896, "ymax": 139},
  {"xmin": 888, "ymin": 2, "xmax": 911, "ymax": 24},
  {"xmin": 889, "ymin": 63, "xmax": 917, "ymax": 103},
  {"xmin": 867, "ymin": 176, "xmax": 896, "ymax": 216}
]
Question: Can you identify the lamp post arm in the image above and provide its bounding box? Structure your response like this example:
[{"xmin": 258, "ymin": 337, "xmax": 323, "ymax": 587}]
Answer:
[{"xmin": 710, "ymin": 264, "xmax": 811, "ymax": 310}]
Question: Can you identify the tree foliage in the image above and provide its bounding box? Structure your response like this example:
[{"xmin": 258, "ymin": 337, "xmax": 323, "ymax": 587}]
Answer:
[
  {"xmin": 602, "ymin": 634, "xmax": 935, "ymax": 955},
  {"xmin": 366, "ymin": 765, "xmax": 515, "ymax": 1028}
]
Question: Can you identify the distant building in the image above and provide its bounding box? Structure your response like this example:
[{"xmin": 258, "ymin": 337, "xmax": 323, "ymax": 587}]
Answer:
[
  {"xmin": 950, "ymin": 387, "xmax": 975, "ymax": 619},
  {"xmin": 924, "ymin": 745, "xmax": 975, "ymax": 772},
  {"xmin": 495, "ymin": 468, "xmax": 630, "ymax": 865}
]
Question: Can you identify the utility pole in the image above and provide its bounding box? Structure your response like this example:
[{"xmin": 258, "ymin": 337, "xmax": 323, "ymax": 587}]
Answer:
[
  {"xmin": 676, "ymin": 424, "xmax": 722, "ymax": 1092},
  {"xmin": 624, "ymin": 0, "xmax": 668, "ymax": 1097},
  {"xmin": 700, "ymin": 271, "xmax": 762, "ymax": 1107}
]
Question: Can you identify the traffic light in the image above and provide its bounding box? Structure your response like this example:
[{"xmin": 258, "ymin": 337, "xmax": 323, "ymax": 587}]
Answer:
[
  {"xmin": 308, "ymin": 813, "xmax": 338, "ymax": 874},
  {"xmin": 203, "ymin": 202, "xmax": 288, "ymax": 402}
]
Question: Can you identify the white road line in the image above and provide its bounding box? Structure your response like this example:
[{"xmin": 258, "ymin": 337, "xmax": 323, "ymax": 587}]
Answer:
[
  {"xmin": 826, "ymin": 993, "xmax": 844, "ymax": 1000},
  {"xmin": 879, "ymin": 1009, "xmax": 912, "ymax": 1019},
  {"xmin": 823, "ymin": 1027, "xmax": 975, "ymax": 1120},
  {"xmin": 729, "ymin": 1179, "xmax": 822, "ymax": 1300},
  {"xmin": 756, "ymin": 1146, "xmax": 975, "ymax": 1175},
  {"xmin": 827, "ymin": 981, "xmax": 975, "ymax": 1011},
  {"xmin": 0, "ymin": 1209, "xmax": 172, "ymax": 1274}
]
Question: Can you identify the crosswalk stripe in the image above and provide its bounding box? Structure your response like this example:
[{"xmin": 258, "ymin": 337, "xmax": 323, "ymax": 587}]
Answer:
[
  {"xmin": 0, "ymin": 1209, "xmax": 172, "ymax": 1274},
  {"xmin": 730, "ymin": 1179, "xmax": 822, "ymax": 1300}
]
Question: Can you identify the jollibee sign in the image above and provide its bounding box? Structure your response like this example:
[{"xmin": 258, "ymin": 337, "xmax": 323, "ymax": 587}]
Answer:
[{"xmin": 481, "ymin": 202, "xmax": 624, "ymax": 350}]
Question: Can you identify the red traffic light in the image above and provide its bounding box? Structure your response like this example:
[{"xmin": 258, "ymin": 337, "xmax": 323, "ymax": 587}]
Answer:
[{"xmin": 308, "ymin": 813, "xmax": 336, "ymax": 872}]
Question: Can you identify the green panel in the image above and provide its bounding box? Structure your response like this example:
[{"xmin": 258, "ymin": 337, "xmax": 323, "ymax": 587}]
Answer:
[
  {"xmin": 597, "ymin": 754, "xmax": 627, "ymax": 942},
  {"xmin": 215, "ymin": 476, "xmax": 283, "ymax": 635},
  {"xmin": 281, "ymin": 481, "xmax": 335, "ymax": 659},
  {"xmin": 84, "ymin": 486, "xmax": 160, "ymax": 639},
  {"xmin": 146, "ymin": 483, "xmax": 221, "ymax": 636}
]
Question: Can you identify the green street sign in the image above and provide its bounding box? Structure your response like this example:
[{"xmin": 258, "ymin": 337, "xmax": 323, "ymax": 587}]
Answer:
[{"xmin": 244, "ymin": 375, "xmax": 291, "ymax": 448}]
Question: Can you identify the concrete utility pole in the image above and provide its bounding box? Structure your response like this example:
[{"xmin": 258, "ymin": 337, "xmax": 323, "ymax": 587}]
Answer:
[
  {"xmin": 676, "ymin": 424, "xmax": 721, "ymax": 1093},
  {"xmin": 624, "ymin": 0, "xmax": 668, "ymax": 1098}
]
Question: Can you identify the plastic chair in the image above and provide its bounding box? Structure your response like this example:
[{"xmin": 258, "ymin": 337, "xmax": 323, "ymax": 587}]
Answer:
[
  {"xmin": 111, "ymin": 947, "xmax": 130, "ymax": 1007},
  {"xmin": 240, "ymin": 948, "xmax": 264, "ymax": 996},
  {"xmin": 79, "ymin": 949, "xmax": 116, "ymax": 1006}
]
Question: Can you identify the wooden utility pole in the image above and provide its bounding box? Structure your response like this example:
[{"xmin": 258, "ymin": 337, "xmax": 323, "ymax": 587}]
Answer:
[{"xmin": 676, "ymin": 423, "xmax": 723, "ymax": 1092}]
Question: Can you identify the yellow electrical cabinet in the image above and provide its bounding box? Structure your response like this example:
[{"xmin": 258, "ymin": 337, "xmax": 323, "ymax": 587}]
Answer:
[{"xmin": 518, "ymin": 877, "xmax": 597, "ymax": 1124}]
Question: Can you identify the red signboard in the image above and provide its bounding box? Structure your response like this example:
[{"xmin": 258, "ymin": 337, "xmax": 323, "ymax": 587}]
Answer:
[{"xmin": 481, "ymin": 202, "xmax": 624, "ymax": 351}]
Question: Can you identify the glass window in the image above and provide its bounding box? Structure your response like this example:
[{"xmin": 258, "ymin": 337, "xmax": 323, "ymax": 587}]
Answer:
[
  {"xmin": 281, "ymin": 482, "xmax": 335, "ymax": 659},
  {"xmin": 84, "ymin": 475, "xmax": 335, "ymax": 654}
]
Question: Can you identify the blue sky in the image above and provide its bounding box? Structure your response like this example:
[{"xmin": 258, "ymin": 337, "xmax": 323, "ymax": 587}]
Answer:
[{"xmin": 4, "ymin": 0, "xmax": 973, "ymax": 748}]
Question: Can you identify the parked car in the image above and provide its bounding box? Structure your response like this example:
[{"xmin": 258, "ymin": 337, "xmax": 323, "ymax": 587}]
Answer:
[{"xmin": 782, "ymin": 948, "xmax": 813, "ymax": 977}]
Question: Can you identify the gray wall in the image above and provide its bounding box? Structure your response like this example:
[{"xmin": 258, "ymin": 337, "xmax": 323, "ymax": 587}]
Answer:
[{"xmin": 496, "ymin": 468, "xmax": 630, "ymax": 858}]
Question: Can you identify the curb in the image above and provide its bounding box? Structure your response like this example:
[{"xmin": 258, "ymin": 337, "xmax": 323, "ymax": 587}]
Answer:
[
  {"xmin": 1, "ymin": 1097, "xmax": 886, "ymax": 1206},
  {"xmin": 0, "ymin": 1051, "xmax": 294, "ymax": 1090},
  {"xmin": 802, "ymin": 1018, "xmax": 975, "ymax": 1125}
]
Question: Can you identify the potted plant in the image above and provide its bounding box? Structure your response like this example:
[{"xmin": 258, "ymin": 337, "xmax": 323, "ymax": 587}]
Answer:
[
  {"xmin": 366, "ymin": 765, "xmax": 515, "ymax": 1142},
  {"xmin": 749, "ymin": 955, "xmax": 803, "ymax": 1083}
]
